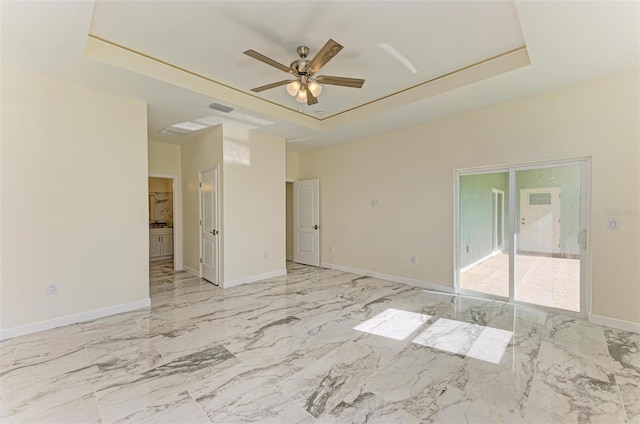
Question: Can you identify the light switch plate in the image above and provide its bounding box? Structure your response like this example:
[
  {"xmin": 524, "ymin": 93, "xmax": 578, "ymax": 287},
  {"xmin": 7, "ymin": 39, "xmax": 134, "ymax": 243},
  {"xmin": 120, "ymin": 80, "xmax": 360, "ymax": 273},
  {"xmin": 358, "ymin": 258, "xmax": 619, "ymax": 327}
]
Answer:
[{"xmin": 608, "ymin": 218, "xmax": 619, "ymax": 230}]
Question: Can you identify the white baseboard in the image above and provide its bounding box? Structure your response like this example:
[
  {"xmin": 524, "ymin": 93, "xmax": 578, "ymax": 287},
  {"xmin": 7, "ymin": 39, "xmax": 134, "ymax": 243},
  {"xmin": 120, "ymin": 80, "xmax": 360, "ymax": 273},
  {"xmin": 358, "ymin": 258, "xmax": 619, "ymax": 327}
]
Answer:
[
  {"xmin": 286, "ymin": 255, "xmax": 293, "ymax": 261},
  {"xmin": 320, "ymin": 262, "xmax": 456, "ymax": 294},
  {"xmin": 0, "ymin": 298, "xmax": 151, "ymax": 341},
  {"xmin": 589, "ymin": 314, "xmax": 640, "ymax": 333},
  {"xmin": 183, "ymin": 265, "xmax": 199, "ymax": 276},
  {"xmin": 223, "ymin": 269, "xmax": 287, "ymax": 289}
]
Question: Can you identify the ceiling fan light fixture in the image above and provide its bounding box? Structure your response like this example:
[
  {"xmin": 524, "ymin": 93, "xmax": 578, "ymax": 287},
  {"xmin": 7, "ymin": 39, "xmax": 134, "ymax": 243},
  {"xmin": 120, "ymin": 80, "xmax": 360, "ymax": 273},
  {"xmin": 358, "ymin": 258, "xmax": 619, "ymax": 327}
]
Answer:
[
  {"xmin": 308, "ymin": 80, "xmax": 322, "ymax": 97},
  {"xmin": 286, "ymin": 80, "xmax": 301, "ymax": 96},
  {"xmin": 244, "ymin": 39, "xmax": 365, "ymax": 106},
  {"xmin": 296, "ymin": 88, "xmax": 308, "ymax": 103}
]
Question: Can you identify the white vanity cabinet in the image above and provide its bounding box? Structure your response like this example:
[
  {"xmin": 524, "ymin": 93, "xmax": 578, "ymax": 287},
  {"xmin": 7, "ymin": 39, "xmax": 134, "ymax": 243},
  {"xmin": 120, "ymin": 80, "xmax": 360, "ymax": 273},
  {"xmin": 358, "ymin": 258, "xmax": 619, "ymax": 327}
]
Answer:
[{"xmin": 150, "ymin": 228, "xmax": 173, "ymax": 260}]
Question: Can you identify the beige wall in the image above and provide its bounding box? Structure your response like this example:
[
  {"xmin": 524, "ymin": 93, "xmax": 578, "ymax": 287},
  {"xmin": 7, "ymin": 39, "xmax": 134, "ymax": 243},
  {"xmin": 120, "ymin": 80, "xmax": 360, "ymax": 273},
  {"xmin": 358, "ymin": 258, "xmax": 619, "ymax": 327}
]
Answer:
[
  {"xmin": 148, "ymin": 140, "xmax": 181, "ymax": 176},
  {"xmin": 222, "ymin": 126, "xmax": 286, "ymax": 284},
  {"xmin": 1, "ymin": 67, "xmax": 149, "ymax": 331},
  {"xmin": 286, "ymin": 151, "xmax": 299, "ymax": 181},
  {"xmin": 299, "ymin": 69, "xmax": 640, "ymax": 325},
  {"xmin": 180, "ymin": 126, "xmax": 224, "ymax": 273}
]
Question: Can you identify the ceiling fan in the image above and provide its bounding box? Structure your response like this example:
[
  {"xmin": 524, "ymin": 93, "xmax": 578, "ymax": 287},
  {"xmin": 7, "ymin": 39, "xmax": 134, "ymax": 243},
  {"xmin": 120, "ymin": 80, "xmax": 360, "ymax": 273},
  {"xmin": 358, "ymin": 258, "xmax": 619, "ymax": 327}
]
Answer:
[{"xmin": 244, "ymin": 39, "xmax": 365, "ymax": 106}]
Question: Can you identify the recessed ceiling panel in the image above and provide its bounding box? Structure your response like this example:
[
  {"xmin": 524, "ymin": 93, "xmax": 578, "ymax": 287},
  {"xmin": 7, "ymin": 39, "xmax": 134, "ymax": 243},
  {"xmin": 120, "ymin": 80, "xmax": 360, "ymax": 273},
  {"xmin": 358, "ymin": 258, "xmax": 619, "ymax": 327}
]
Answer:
[{"xmin": 89, "ymin": 1, "xmax": 525, "ymax": 117}]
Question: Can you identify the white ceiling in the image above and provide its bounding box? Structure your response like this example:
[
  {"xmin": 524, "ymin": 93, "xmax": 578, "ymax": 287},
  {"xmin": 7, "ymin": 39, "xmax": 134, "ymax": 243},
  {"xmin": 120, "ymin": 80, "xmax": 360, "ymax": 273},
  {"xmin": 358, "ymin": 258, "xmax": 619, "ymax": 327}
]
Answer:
[{"xmin": 2, "ymin": 1, "xmax": 639, "ymax": 151}]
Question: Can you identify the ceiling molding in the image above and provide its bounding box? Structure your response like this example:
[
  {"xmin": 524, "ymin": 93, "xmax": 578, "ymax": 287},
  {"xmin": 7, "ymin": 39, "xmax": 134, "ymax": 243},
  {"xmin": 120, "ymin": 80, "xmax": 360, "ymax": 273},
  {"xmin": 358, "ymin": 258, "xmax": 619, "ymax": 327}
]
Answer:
[
  {"xmin": 321, "ymin": 46, "xmax": 530, "ymax": 130},
  {"xmin": 85, "ymin": 35, "xmax": 323, "ymax": 131},
  {"xmin": 86, "ymin": 35, "xmax": 529, "ymax": 134}
]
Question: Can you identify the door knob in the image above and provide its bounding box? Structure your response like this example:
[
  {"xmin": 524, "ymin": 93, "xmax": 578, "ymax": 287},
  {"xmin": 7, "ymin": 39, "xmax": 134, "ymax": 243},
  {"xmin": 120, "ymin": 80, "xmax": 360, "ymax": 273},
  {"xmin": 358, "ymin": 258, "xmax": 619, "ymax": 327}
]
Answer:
[{"xmin": 313, "ymin": 225, "xmax": 319, "ymax": 230}]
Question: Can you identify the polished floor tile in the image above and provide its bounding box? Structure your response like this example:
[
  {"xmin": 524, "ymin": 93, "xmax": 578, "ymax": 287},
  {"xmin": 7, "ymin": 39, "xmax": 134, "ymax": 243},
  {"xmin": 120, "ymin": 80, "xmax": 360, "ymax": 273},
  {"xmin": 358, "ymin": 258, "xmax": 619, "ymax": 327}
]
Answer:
[{"xmin": 0, "ymin": 260, "xmax": 636, "ymax": 423}]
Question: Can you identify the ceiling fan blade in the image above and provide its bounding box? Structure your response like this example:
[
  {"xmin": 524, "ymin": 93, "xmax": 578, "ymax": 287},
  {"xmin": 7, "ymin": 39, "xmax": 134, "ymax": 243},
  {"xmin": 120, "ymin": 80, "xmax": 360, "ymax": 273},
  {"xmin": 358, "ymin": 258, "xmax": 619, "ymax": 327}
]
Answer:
[
  {"xmin": 250, "ymin": 80, "xmax": 293, "ymax": 93},
  {"xmin": 308, "ymin": 39, "xmax": 343, "ymax": 74},
  {"xmin": 244, "ymin": 50, "xmax": 293, "ymax": 74},
  {"xmin": 306, "ymin": 87, "xmax": 319, "ymax": 106},
  {"xmin": 316, "ymin": 75, "xmax": 365, "ymax": 88}
]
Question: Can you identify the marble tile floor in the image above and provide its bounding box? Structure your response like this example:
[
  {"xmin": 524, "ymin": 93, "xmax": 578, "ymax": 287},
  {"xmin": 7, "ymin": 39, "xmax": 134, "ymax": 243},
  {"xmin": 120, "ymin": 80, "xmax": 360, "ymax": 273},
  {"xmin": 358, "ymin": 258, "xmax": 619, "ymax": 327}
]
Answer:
[{"xmin": 0, "ymin": 260, "xmax": 637, "ymax": 423}]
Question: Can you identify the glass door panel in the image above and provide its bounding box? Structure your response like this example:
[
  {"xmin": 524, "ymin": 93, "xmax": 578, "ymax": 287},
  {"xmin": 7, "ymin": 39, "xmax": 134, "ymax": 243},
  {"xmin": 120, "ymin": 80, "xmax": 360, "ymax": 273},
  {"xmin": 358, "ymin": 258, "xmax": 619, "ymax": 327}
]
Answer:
[
  {"xmin": 459, "ymin": 172, "xmax": 510, "ymax": 298},
  {"xmin": 514, "ymin": 165, "xmax": 582, "ymax": 312}
]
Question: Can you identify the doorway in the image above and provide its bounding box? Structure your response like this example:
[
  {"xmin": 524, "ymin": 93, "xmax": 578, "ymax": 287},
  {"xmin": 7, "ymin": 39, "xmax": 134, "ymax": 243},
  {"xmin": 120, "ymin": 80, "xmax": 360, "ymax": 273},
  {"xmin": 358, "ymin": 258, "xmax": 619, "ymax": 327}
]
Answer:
[
  {"xmin": 286, "ymin": 182, "xmax": 294, "ymax": 261},
  {"xmin": 148, "ymin": 174, "xmax": 181, "ymax": 270},
  {"xmin": 456, "ymin": 160, "xmax": 589, "ymax": 315}
]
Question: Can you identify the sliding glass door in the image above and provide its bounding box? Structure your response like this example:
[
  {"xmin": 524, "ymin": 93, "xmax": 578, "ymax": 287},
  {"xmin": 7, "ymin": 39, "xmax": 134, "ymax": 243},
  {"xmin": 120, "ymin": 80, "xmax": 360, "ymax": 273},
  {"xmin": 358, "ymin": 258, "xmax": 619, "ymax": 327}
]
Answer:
[
  {"xmin": 459, "ymin": 172, "xmax": 510, "ymax": 298},
  {"xmin": 456, "ymin": 160, "xmax": 588, "ymax": 315}
]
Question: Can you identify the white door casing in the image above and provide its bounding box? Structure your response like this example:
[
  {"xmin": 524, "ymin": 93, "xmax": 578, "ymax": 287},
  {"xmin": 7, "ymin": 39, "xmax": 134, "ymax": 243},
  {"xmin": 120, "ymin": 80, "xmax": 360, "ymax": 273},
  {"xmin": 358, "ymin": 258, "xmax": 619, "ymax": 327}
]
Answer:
[
  {"xmin": 293, "ymin": 179, "xmax": 320, "ymax": 266},
  {"xmin": 519, "ymin": 187, "xmax": 561, "ymax": 254},
  {"xmin": 200, "ymin": 168, "xmax": 219, "ymax": 284}
]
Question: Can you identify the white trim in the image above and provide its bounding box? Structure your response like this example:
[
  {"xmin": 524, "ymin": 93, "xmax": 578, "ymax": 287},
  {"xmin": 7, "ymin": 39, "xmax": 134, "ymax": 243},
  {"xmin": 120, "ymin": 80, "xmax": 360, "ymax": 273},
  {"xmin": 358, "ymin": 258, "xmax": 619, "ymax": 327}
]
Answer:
[
  {"xmin": 0, "ymin": 298, "xmax": 151, "ymax": 341},
  {"xmin": 223, "ymin": 269, "xmax": 287, "ymax": 289},
  {"xmin": 491, "ymin": 188, "xmax": 505, "ymax": 251},
  {"xmin": 183, "ymin": 265, "xmax": 199, "ymax": 276},
  {"xmin": 320, "ymin": 262, "xmax": 456, "ymax": 294},
  {"xmin": 508, "ymin": 168, "xmax": 516, "ymax": 306},
  {"xmin": 453, "ymin": 170, "xmax": 461, "ymax": 293},
  {"xmin": 589, "ymin": 314, "xmax": 640, "ymax": 333},
  {"xmin": 286, "ymin": 255, "xmax": 294, "ymax": 261},
  {"xmin": 149, "ymin": 173, "xmax": 182, "ymax": 271}
]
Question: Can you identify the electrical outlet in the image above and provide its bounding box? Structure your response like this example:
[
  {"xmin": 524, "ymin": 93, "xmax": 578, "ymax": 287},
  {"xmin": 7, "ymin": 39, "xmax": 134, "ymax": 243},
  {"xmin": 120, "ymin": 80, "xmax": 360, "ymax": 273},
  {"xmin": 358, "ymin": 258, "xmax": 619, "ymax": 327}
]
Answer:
[
  {"xmin": 329, "ymin": 245, "xmax": 333, "ymax": 253},
  {"xmin": 264, "ymin": 252, "xmax": 268, "ymax": 259},
  {"xmin": 48, "ymin": 282, "xmax": 58, "ymax": 295},
  {"xmin": 411, "ymin": 256, "xmax": 416, "ymax": 264}
]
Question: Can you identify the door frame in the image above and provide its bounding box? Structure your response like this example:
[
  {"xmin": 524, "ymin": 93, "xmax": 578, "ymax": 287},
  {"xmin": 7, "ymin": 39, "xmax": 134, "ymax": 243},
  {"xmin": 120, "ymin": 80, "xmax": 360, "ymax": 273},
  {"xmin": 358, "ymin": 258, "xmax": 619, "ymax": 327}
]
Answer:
[
  {"xmin": 454, "ymin": 158, "xmax": 591, "ymax": 317},
  {"xmin": 149, "ymin": 173, "xmax": 182, "ymax": 271},
  {"xmin": 199, "ymin": 167, "xmax": 220, "ymax": 284}
]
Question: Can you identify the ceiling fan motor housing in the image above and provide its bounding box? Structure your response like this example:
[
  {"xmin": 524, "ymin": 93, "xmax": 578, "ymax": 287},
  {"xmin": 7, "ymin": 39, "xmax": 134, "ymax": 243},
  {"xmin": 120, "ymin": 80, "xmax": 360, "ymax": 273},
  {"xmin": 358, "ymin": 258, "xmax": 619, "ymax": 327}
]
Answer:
[{"xmin": 291, "ymin": 46, "xmax": 311, "ymax": 76}]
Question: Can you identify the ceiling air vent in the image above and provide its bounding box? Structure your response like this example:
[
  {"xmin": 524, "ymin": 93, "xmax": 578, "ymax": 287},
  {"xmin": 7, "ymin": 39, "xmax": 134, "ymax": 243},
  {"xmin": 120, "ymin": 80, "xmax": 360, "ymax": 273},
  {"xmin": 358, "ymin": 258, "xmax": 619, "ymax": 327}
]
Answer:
[
  {"xmin": 160, "ymin": 127, "xmax": 189, "ymax": 136},
  {"xmin": 209, "ymin": 103, "xmax": 234, "ymax": 113}
]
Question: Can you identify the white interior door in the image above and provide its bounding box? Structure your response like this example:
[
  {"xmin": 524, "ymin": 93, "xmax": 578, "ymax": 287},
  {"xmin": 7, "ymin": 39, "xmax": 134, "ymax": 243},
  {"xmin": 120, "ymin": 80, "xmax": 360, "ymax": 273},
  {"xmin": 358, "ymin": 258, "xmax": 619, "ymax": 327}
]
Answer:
[
  {"xmin": 293, "ymin": 179, "xmax": 320, "ymax": 266},
  {"xmin": 200, "ymin": 168, "xmax": 219, "ymax": 284},
  {"xmin": 519, "ymin": 187, "xmax": 561, "ymax": 254}
]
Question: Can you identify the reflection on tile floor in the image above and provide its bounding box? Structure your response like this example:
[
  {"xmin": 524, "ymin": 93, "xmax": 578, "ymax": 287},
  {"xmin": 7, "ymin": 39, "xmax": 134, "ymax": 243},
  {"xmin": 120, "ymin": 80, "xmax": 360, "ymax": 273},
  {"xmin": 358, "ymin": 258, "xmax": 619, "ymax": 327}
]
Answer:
[
  {"xmin": 0, "ymin": 260, "xmax": 635, "ymax": 423},
  {"xmin": 460, "ymin": 253, "xmax": 580, "ymax": 312}
]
